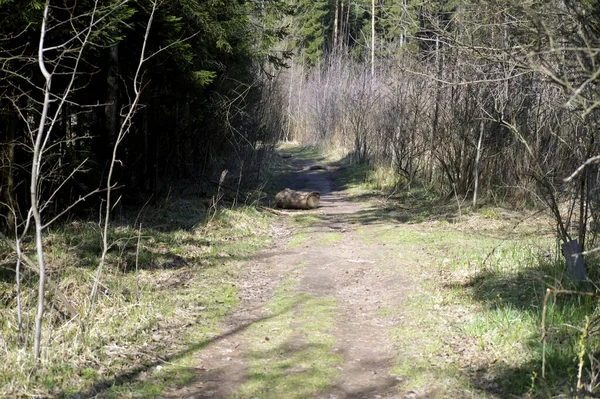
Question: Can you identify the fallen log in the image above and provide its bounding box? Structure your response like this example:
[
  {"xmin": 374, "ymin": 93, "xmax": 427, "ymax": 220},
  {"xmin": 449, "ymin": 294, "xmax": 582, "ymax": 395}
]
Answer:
[
  {"xmin": 298, "ymin": 164, "xmax": 343, "ymax": 172},
  {"xmin": 275, "ymin": 188, "xmax": 320, "ymax": 209}
]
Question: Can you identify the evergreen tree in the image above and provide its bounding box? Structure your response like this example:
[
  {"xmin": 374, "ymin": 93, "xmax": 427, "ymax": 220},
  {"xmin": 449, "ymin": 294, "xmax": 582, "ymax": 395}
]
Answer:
[
  {"xmin": 379, "ymin": 0, "xmax": 420, "ymax": 56},
  {"xmin": 290, "ymin": 0, "xmax": 330, "ymax": 66}
]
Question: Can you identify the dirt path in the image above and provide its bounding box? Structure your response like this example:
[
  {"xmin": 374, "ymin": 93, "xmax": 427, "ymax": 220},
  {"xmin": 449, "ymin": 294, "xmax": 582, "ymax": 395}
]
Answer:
[{"xmin": 164, "ymin": 156, "xmax": 414, "ymax": 399}]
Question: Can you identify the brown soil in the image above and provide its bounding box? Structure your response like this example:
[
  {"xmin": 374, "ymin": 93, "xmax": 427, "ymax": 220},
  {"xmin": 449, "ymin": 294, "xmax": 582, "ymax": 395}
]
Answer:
[{"xmin": 164, "ymin": 157, "xmax": 418, "ymax": 399}]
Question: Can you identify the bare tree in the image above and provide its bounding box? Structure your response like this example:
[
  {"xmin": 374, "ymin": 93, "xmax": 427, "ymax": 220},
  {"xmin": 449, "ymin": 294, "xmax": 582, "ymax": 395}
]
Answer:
[
  {"xmin": 90, "ymin": 0, "xmax": 171, "ymax": 311},
  {"xmin": 31, "ymin": 0, "xmax": 105, "ymax": 360},
  {"xmin": 269, "ymin": 1, "xmax": 599, "ymax": 281},
  {"xmin": 6, "ymin": 0, "xmax": 152, "ymax": 360}
]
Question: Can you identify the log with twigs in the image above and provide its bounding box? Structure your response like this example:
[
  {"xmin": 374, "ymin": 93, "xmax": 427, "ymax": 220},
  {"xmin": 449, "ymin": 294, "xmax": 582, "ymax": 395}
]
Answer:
[{"xmin": 275, "ymin": 188, "xmax": 320, "ymax": 209}]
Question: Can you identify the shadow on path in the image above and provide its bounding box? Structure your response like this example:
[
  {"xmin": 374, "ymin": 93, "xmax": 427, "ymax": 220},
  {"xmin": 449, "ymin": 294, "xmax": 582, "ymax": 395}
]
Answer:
[{"xmin": 66, "ymin": 297, "xmax": 308, "ymax": 398}]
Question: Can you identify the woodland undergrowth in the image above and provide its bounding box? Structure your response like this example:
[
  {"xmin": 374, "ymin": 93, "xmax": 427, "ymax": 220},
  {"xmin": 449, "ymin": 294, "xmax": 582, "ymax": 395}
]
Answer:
[{"xmin": 0, "ymin": 193, "xmax": 274, "ymax": 398}]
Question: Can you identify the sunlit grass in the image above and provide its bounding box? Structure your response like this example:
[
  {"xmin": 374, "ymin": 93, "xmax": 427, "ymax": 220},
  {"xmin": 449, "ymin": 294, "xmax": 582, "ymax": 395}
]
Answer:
[
  {"xmin": 440, "ymin": 236, "xmax": 599, "ymax": 396},
  {"xmin": 235, "ymin": 279, "xmax": 341, "ymax": 398},
  {"xmin": 286, "ymin": 232, "xmax": 308, "ymax": 249},
  {"xmin": 0, "ymin": 202, "xmax": 273, "ymax": 398},
  {"xmin": 317, "ymin": 232, "xmax": 342, "ymax": 246},
  {"xmin": 280, "ymin": 144, "xmax": 600, "ymax": 397},
  {"xmin": 3, "ymin": 144, "xmax": 597, "ymax": 398},
  {"xmin": 346, "ymin": 172, "xmax": 594, "ymax": 396},
  {"xmin": 291, "ymin": 213, "xmax": 323, "ymax": 228}
]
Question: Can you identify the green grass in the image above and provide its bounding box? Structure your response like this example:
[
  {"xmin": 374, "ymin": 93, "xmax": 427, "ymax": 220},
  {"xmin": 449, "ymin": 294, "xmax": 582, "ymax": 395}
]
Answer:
[
  {"xmin": 451, "ymin": 253, "xmax": 600, "ymax": 396},
  {"xmin": 316, "ymin": 232, "xmax": 342, "ymax": 246},
  {"xmin": 336, "ymin": 163, "xmax": 374, "ymax": 198},
  {"xmin": 277, "ymin": 143, "xmax": 326, "ymax": 163},
  {"xmin": 282, "ymin": 144, "xmax": 600, "ymax": 397},
  {"xmin": 235, "ymin": 279, "xmax": 341, "ymax": 398},
  {"xmin": 344, "ymin": 170, "xmax": 597, "ymax": 396},
  {"xmin": 402, "ymin": 228, "xmax": 598, "ymax": 396},
  {"xmin": 286, "ymin": 232, "xmax": 309, "ymax": 248},
  {"xmin": 3, "ymin": 144, "xmax": 598, "ymax": 398},
  {"xmin": 286, "ymin": 231, "xmax": 342, "ymax": 250},
  {"xmin": 0, "ymin": 202, "xmax": 273, "ymax": 398},
  {"xmin": 99, "ymin": 280, "xmax": 240, "ymax": 398},
  {"xmin": 388, "ymin": 289, "xmax": 474, "ymax": 397},
  {"xmin": 291, "ymin": 213, "xmax": 323, "ymax": 228},
  {"xmin": 480, "ymin": 207, "xmax": 501, "ymax": 219},
  {"xmin": 287, "ymin": 144, "xmax": 600, "ymax": 397},
  {"xmin": 288, "ymin": 211, "xmax": 342, "ymax": 248}
]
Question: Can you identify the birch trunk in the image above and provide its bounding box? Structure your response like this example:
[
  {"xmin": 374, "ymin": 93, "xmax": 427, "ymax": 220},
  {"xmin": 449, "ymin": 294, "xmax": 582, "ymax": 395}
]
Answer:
[
  {"xmin": 371, "ymin": 0, "xmax": 375, "ymax": 76},
  {"xmin": 472, "ymin": 120, "xmax": 484, "ymax": 209}
]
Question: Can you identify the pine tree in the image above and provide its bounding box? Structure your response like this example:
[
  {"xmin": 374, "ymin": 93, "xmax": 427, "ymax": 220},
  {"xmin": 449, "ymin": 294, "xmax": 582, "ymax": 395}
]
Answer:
[{"xmin": 290, "ymin": 0, "xmax": 330, "ymax": 66}]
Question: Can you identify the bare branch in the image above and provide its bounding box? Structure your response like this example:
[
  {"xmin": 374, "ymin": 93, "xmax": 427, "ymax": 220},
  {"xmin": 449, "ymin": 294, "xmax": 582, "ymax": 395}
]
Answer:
[
  {"xmin": 564, "ymin": 155, "xmax": 600, "ymax": 183},
  {"xmin": 42, "ymin": 0, "xmax": 129, "ymax": 53}
]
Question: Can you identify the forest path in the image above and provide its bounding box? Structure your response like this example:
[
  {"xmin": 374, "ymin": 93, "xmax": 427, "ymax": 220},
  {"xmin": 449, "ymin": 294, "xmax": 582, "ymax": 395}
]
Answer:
[{"xmin": 163, "ymin": 153, "xmax": 420, "ymax": 399}]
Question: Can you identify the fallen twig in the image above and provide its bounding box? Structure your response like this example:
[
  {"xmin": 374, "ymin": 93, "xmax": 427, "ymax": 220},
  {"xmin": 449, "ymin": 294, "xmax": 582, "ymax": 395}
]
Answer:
[{"xmin": 346, "ymin": 259, "xmax": 376, "ymax": 264}]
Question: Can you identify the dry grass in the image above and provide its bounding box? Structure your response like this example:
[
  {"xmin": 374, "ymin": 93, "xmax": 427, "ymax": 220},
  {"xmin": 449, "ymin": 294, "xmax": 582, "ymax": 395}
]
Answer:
[{"xmin": 0, "ymin": 201, "xmax": 273, "ymax": 398}]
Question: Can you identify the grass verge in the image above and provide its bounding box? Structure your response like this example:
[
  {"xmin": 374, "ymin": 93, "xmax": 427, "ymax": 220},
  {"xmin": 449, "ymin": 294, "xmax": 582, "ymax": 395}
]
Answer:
[
  {"xmin": 348, "ymin": 172, "xmax": 600, "ymax": 397},
  {"xmin": 0, "ymin": 200, "xmax": 273, "ymax": 398}
]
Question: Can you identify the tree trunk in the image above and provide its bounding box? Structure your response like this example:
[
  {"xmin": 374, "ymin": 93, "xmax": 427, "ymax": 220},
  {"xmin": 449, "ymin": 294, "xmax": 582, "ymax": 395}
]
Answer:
[
  {"xmin": 344, "ymin": 2, "xmax": 350, "ymax": 49},
  {"xmin": 578, "ymin": 172, "xmax": 587, "ymax": 250},
  {"xmin": 3, "ymin": 112, "xmax": 17, "ymax": 231},
  {"xmin": 333, "ymin": 0, "xmax": 339, "ymax": 50},
  {"xmin": 183, "ymin": 94, "xmax": 191, "ymax": 176},
  {"xmin": 105, "ymin": 44, "xmax": 119, "ymax": 148},
  {"xmin": 371, "ymin": 0, "xmax": 375, "ymax": 76},
  {"xmin": 430, "ymin": 34, "xmax": 442, "ymax": 185}
]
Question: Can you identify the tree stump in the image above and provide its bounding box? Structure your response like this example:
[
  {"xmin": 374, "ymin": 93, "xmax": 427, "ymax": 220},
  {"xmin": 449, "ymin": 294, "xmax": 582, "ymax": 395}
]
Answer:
[
  {"xmin": 561, "ymin": 239, "xmax": 587, "ymax": 282},
  {"xmin": 275, "ymin": 188, "xmax": 320, "ymax": 209}
]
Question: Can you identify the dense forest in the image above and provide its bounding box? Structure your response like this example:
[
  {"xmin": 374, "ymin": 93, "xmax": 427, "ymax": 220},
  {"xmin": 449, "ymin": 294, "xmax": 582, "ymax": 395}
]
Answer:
[{"xmin": 1, "ymin": 0, "xmax": 600, "ymax": 396}]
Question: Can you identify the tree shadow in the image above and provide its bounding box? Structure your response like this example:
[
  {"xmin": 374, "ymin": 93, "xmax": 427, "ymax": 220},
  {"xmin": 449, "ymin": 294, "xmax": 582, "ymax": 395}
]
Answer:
[
  {"xmin": 64, "ymin": 296, "xmax": 310, "ymax": 398},
  {"xmin": 444, "ymin": 258, "xmax": 600, "ymax": 397},
  {"xmin": 261, "ymin": 147, "xmax": 600, "ymax": 397},
  {"xmin": 240, "ymin": 341, "xmax": 399, "ymax": 399},
  {"xmin": 273, "ymin": 149, "xmax": 595, "ymax": 396},
  {"xmin": 59, "ymin": 147, "xmax": 594, "ymax": 398},
  {"xmin": 0, "ymin": 261, "xmax": 16, "ymax": 283}
]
